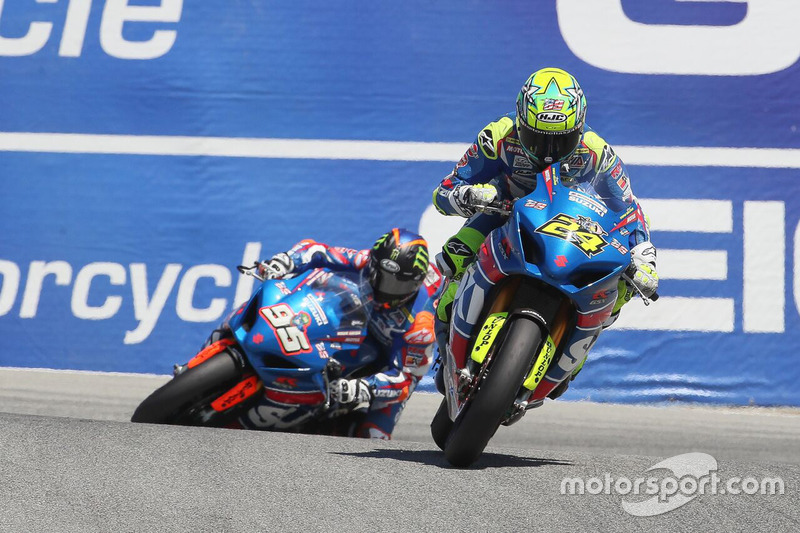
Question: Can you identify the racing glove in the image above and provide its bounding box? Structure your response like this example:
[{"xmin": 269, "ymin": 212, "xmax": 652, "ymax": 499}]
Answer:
[
  {"xmin": 257, "ymin": 252, "xmax": 294, "ymax": 280},
  {"xmin": 452, "ymin": 184, "xmax": 498, "ymax": 217},
  {"xmin": 329, "ymin": 378, "xmax": 373, "ymax": 409},
  {"xmin": 627, "ymin": 242, "xmax": 659, "ymax": 299}
]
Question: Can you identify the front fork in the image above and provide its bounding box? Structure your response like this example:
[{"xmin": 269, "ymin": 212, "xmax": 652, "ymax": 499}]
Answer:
[{"xmin": 441, "ymin": 273, "xmax": 586, "ymax": 424}]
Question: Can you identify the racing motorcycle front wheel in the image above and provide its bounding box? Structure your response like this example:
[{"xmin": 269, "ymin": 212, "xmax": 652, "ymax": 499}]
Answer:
[
  {"xmin": 443, "ymin": 316, "xmax": 543, "ymax": 468},
  {"xmin": 430, "ymin": 398, "xmax": 453, "ymax": 451}
]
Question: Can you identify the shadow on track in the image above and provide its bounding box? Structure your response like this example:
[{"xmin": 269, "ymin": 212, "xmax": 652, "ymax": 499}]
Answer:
[{"xmin": 331, "ymin": 448, "xmax": 573, "ymax": 470}]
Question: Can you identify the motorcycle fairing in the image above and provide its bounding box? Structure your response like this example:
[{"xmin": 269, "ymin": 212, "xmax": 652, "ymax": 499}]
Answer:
[
  {"xmin": 487, "ymin": 166, "xmax": 632, "ymax": 314},
  {"xmin": 228, "ymin": 268, "xmax": 374, "ymax": 398}
]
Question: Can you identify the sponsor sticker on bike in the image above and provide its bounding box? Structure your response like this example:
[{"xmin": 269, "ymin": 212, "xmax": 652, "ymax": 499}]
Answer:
[
  {"xmin": 524, "ymin": 199, "xmax": 547, "ymax": 210},
  {"xmin": 523, "ymin": 335, "xmax": 556, "ymax": 390},
  {"xmin": 535, "ymin": 213, "xmax": 610, "ymax": 257},
  {"xmin": 568, "ymin": 190, "xmax": 608, "ymax": 216},
  {"xmin": 259, "ymin": 303, "xmax": 312, "ymax": 355},
  {"xmin": 471, "ymin": 312, "xmax": 507, "ymax": 365}
]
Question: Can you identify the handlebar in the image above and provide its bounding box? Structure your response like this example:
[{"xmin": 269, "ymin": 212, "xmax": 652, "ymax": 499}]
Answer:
[
  {"xmin": 238, "ymin": 260, "xmax": 300, "ymax": 282},
  {"xmin": 237, "ymin": 262, "xmax": 267, "ymax": 282},
  {"xmin": 473, "ymin": 198, "xmax": 513, "ymax": 216}
]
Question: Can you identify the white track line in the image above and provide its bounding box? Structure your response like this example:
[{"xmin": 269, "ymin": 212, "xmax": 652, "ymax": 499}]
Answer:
[{"xmin": 0, "ymin": 132, "xmax": 799, "ymax": 168}]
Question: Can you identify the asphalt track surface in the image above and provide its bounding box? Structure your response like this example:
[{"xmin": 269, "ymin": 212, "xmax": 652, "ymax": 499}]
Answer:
[{"xmin": 1, "ymin": 368, "xmax": 798, "ymax": 532}]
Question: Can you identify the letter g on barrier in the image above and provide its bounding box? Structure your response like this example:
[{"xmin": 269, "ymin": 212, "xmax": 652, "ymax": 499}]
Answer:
[{"xmin": 556, "ymin": 0, "xmax": 800, "ymax": 75}]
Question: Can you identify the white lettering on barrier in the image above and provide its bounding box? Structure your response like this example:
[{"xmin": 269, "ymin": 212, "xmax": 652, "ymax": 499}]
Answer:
[
  {"xmin": 0, "ymin": 260, "xmax": 20, "ymax": 316},
  {"xmin": 657, "ymin": 250, "xmax": 727, "ymax": 281},
  {"xmin": 175, "ymin": 264, "xmax": 231, "ymax": 323},
  {"xmin": 0, "ymin": 244, "xmax": 261, "ymax": 344},
  {"xmin": 60, "ymin": 0, "xmax": 92, "ymax": 57},
  {"xmin": 0, "ymin": 0, "xmax": 55, "ymax": 57},
  {"xmin": 71, "ymin": 261, "xmax": 126, "ymax": 319},
  {"xmin": 640, "ymin": 199, "xmax": 732, "ymax": 233},
  {"xmin": 0, "ymin": 0, "xmax": 182, "ymax": 59},
  {"xmin": 125, "ymin": 263, "xmax": 181, "ymax": 344},
  {"xmin": 556, "ymin": 0, "xmax": 800, "ymax": 75},
  {"xmin": 100, "ymin": 0, "xmax": 183, "ymax": 60},
  {"xmin": 0, "ymin": 218, "xmax": 790, "ymax": 342},
  {"xmin": 795, "ymin": 223, "xmax": 800, "ymax": 323},
  {"xmin": 743, "ymin": 202, "xmax": 785, "ymax": 333},
  {"xmin": 20, "ymin": 261, "xmax": 72, "ymax": 318}
]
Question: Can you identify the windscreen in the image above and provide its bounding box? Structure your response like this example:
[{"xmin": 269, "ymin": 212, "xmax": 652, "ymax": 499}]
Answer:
[
  {"xmin": 568, "ymin": 173, "xmax": 632, "ymax": 214},
  {"xmin": 305, "ymin": 270, "xmax": 373, "ymax": 330}
]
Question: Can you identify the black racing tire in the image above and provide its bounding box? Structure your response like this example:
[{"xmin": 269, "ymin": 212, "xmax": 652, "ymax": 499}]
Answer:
[
  {"xmin": 443, "ymin": 317, "xmax": 543, "ymax": 468},
  {"xmin": 430, "ymin": 398, "xmax": 454, "ymax": 451},
  {"xmin": 131, "ymin": 350, "xmax": 242, "ymax": 425}
]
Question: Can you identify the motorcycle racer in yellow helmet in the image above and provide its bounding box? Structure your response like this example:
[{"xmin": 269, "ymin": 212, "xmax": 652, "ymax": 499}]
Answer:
[{"xmin": 431, "ymin": 68, "xmax": 658, "ymax": 399}]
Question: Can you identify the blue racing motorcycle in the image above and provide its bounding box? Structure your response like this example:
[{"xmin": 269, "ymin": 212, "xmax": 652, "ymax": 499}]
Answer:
[
  {"xmin": 132, "ymin": 267, "xmax": 376, "ymax": 433},
  {"xmin": 432, "ymin": 163, "xmax": 657, "ymax": 467}
]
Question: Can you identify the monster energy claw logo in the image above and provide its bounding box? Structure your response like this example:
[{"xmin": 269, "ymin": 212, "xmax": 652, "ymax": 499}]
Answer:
[
  {"xmin": 414, "ymin": 246, "xmax": 429, "ymax": 271},
  {"xmin": 373, "ymin": 233, "xmax": 389, "ymax": 250}
]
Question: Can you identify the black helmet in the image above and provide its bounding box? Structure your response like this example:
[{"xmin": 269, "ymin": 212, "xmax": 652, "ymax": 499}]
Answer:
[{"xmin": 368, "ymin": 228, "xmax": 429, "ymax": 307}]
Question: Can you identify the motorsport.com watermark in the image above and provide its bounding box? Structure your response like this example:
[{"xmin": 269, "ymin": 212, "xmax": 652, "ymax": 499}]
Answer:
[{"xmin": 560, "ymin": 453, "xmax": 785, "ymax": 517}]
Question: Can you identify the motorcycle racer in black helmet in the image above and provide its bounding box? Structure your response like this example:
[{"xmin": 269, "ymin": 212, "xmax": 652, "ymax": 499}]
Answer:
[{"xmin": 247, "ymin": 228, "xmax": 442, "ymax": 439}]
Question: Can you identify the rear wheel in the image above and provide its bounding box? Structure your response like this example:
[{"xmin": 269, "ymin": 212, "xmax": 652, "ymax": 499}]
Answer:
[
  {"xmin": 443, "ymin": 317, "xmax": 543, "ymax": 467},
  {"xmin": 131, "ymin": 349, "xmax": 243, "ymax": 425}
]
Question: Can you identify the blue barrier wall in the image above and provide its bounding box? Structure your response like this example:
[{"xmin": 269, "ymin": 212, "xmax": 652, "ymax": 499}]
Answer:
[{"xmin": 1, "ymin": 1, "xmax": 798, "ymax": 405}]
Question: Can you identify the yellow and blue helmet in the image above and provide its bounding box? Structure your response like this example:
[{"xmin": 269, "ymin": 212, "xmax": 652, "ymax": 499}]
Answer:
[{"xmin": 515, "ymin": 68, "xmax": 587, "ymax": 166}]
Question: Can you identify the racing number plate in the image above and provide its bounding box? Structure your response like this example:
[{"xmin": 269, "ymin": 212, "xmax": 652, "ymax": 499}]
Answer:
[{"xmin": 535, "ymin": 213, "xmax": 608, "ymax": 257}]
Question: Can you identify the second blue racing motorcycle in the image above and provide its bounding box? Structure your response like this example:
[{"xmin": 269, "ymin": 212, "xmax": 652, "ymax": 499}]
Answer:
[
  {"xmin": 132, "ymin": 267, "xmax": 377, "ymax": 434},
  {"xmin": 432, "ymin": 162, "xmax": 658, "ymax": 467}
]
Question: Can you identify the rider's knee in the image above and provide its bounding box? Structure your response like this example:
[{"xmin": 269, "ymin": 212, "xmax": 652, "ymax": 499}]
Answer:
[{"xmin": 437, "ymin": 226, "xmax": 486, "ymax": 280}]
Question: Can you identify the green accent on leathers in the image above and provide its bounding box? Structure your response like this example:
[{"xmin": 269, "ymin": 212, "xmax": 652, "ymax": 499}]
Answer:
[
  {"xmin": 436, "ymin": 226, "xmax": 488, "ymax": 323},
  {"xmin": 613, "ymin": 278, "xmax": 635, "ymax": 314},
  {"xmin": 437, "ymin": 280, "xmax": 459, "ymax": 322},
  {"xmin": 443, "ymin": 226, "xmax": 485, "ymax": 276}
]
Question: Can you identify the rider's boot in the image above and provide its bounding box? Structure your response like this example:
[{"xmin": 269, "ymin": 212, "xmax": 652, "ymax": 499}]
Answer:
[
  {"xmin": 547, "ymin": 354, "xmax": 587, "ymax": 399},
  {"xmin": 547, "ymin": 377, "xmax": 571, "ymax": 399}
]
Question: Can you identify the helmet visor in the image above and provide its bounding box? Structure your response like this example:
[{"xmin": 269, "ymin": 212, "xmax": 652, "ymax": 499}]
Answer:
[
  {"xmin": 518, "ymin": 121, "xmax": 582, "ymax": 164},
  {"xmin": 370, "ymin": 268, "xmax": 421, "ymax": 303}
]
